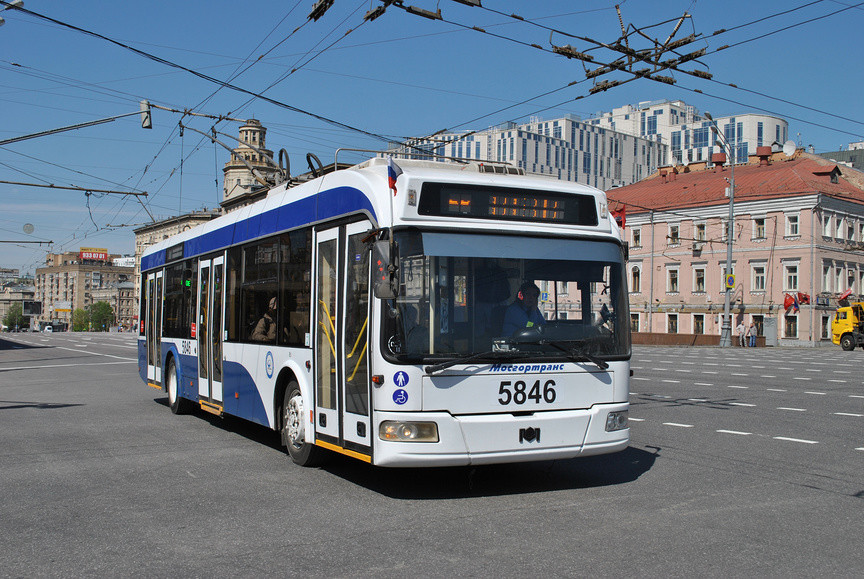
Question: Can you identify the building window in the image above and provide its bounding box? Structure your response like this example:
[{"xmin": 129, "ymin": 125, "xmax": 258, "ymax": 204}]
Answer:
[
  {"xmin": 753, "ymin": 218, "xmax": 766, "ymax": 239},
  {"xmin": 632, "ymin": 227, "xmax": 641, "ymax": 247},
  {"xmin": 821, "ymin": 316, "xmax": 831, "ymax": 340},
  {"xmin": 752, "ymin": 264, "xmax": 766, "ymax": 292},
  {"xmin": 693, "ymin": 267, "xmax": 706, "ymax": 293},
  {"xmin": 668, "ymin": 225, "xmax": 680, "ymax": 245},
  {"xmin": 695, "ymin": 223, "xmax": 706, "ymax": 241},
  {"xmin": 693, "ymin": 314, "xmax": 704, "ymax": 335},
  {"xmin": 836, "ymin": 267, "xmax": 844, "ymax": 293},
  {"xmin": 784, "ymin": 264, "xmax": 799, "ymax": 291},
  {"xmin": 630, "ymin": 313, "xmax": 640, "ymax": 333},
  {"xmin": 784, "ymin": 315, "xmax": 798, "ymax": 338},
  {"xmin": 668, "ymin": 268, "xmax": 679, "ymax": 293},
  {"xmin": 786, "ymin": 213, "xmax": 799, "ymax": 237},
  {"xmin": 822, "ymin": 214, "xmax": 832, "ymax": 237},
  {"xmin": 667, "ymin": 313, "xmax": 678, "ymax": 334},
  {"xmin": 630, "ymin": 266, "xmax": 641, "ymax": 293},
  {"xmin": 752, "ymin": 315, "xmax": 763, "ymax": 337}
]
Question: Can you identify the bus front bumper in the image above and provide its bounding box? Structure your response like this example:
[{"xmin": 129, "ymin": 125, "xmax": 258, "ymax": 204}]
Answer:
[{"xmin": 372, "ymin": 402, "xmax": 629, "ymax": 467}]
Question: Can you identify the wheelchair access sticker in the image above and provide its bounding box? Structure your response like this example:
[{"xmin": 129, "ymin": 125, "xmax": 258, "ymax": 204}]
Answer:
[{"xmin": 393, "ymin": 389, "xmax": 408, "ymax": 405}]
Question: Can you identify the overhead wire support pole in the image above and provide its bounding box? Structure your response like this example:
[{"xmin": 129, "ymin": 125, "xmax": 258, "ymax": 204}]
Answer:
[
  {"xmin": 0, "ymin": 110, "xmax": 142, "ymax": 147},
  {"xmin": 0, "ymin": 180, "xmax": 147, "ymax": 196}
]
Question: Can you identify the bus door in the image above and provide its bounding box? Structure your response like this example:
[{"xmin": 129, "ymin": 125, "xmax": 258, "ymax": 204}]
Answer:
[
  {"xmin": 314, "ymin": 222, "xmax": 373, "ymax": 458},
  {"xmin": 197, "ymin": 256, "xmax": 224, "ymax": 404},
  {"xmin": 146, "ymin": 270, "xmax": 163, "ymax": 383}
]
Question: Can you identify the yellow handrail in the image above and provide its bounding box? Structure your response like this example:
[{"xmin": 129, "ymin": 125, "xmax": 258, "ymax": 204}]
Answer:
[{"xmin": 346, "ymin": 316, "xmax": 368, "ymax": 359}]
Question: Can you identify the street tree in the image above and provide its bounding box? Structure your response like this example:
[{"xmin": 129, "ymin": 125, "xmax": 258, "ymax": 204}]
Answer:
[
  {"xmin": 3, "ymin": 303, "xmax": 25, "ymax": 330},
  {"xmin": 72, "ymin": 308, "xmax": 89, "ymax": 332},
  {"xmin": 90, "ymin": 301, "xmax": 114, "ymax": 331}
]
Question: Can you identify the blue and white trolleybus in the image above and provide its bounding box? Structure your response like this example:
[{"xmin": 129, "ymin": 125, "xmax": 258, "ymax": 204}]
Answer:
[{"xmin": 138, "ymin": 156, "xmax": 631, "ymax": 467}]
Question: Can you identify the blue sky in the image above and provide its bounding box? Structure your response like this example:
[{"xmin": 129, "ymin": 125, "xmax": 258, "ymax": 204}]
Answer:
[{"xmin": 2, "ymin": 0, "xmax": 863, "ymax": 274}]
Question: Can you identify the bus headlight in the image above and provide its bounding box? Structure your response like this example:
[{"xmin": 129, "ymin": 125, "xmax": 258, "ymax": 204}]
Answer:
[
  {"xmin": 605, "ymin": 410, "xmax": 628, "ymax": 432},
  {"xmin": 379, "ymin": 421, "xmax": 439, "ymax": 442}
]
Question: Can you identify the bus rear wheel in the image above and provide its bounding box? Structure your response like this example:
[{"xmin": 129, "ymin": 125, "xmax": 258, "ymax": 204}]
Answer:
[
  {"xmin": 167, "ymin": 358, "xmax": 192, "ymax": 414},
  {"xmin": 841, "ymin": 334, "xmax": 856, "ymax": 351},
  {"xmin": 281, "ymin": 383, "xmax": 326, "ymax": 467}
]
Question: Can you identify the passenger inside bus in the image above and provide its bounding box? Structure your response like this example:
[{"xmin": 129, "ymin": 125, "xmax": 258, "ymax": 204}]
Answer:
[{"xmin": 250, "ymin": 297, "xmax": 277, "ymax": 342}]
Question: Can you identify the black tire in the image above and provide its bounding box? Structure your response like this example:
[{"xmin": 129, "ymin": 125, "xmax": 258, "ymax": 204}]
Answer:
[
  {"xmin": 841, "ymin": 334, "xmax": 855, "ymax": 351},
  {"xmin": 167, "ymin": 358, "xmax": 192, "ymax": 414},
  {"xmin": 281, "ymin": 382, "xmax": 327, "ymax": 467}
]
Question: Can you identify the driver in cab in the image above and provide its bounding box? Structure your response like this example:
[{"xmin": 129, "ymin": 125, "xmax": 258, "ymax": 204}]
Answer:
[{"xmin": 502, "ymin": 281, "xmax": 546, "ymax": 336}]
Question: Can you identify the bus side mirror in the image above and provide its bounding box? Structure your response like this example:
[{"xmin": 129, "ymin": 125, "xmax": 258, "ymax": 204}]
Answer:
[{"xmin": 372, "ymin": 240, "xmax": 399, "ymax": 299}]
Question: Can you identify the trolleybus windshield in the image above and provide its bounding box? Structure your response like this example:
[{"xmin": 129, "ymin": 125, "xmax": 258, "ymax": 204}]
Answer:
[{"xmin": 382, "ymin": 231, "xmax": 629, "ymax": 363}]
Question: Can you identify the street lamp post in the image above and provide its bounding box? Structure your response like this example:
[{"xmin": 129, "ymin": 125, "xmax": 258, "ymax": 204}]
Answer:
[
  {"xmin": 0, "ymin": 0, "xmax": 24, "ymax": 26},
  {"xmin": 705, "ymin": 112, "xmax": 735, "ymax": 347}
]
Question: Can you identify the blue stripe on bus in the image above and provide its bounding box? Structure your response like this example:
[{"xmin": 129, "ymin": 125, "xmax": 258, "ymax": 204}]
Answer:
[
  {"xmin": 222, "ymin": 361, "xmax": 270, "ymax": 427},
  {"xmin": 141, "ymin": 186, "xmax": 376, "ymax": 271}
]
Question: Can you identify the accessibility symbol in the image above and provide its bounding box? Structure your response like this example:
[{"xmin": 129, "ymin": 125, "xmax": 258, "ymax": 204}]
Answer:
[
  {"xmin": 393, "ymin": 389, "xmax": 409, "ymax": 405},
  {"xmin": 394, "ymin": 371, "xmax": 409, "ymax": 387}
]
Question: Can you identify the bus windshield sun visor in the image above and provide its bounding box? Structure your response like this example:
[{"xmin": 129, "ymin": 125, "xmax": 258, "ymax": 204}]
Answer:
[{"xmin": 420, "ymin": 232, "xmax": 622, "ymax": 262}]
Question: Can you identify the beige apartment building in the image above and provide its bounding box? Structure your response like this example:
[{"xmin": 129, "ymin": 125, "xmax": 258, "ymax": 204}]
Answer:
[{"xmin": 34, "ymin": 250, "xmax": 134, "ymax": 328}]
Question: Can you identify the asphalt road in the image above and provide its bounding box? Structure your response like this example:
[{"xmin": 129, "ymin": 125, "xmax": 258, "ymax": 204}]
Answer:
[{"xmin": 1, "ymin": 333, "xmax": 862, "ymax": 577}]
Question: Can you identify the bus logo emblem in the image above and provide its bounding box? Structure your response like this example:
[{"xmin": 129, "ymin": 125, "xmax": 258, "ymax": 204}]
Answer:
[
  {"xmin": 265, "ymin": 352, "xmax": 274, "ymax": 378},
  {"xmin": 393, "ymin": 389, "xmax": 408, "ymax": 405},
  {"xmin": 394, "ymin": 371, "xmax": 409, "ymax": 387}
]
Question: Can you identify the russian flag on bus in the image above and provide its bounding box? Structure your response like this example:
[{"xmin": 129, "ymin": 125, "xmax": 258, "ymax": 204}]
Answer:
[{"xmin": 388, "ymin": 157, "xmax": 403, "ymax": 196}]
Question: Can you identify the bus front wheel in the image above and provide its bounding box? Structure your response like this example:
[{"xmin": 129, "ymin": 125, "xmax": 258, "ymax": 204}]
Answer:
[
  {"xmin": 841, "ymin": 334, "xmax": 856, "ymax": 351},
  {"xmin": 282, "ymin": 383, "xmax": 326, "ymax": 467}
]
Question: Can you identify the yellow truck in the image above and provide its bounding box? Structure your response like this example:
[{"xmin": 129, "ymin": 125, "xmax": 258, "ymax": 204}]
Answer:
[{"xmin": 831, "ymin": 302, "xmax": 864, "ymax": 350}]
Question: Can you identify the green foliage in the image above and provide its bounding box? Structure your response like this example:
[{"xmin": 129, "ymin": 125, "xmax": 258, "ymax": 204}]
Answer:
[
  {"xmin": 72, "ymin": 309, "xmax": 89, "ymax": 332},
  {"xmin": 89, "ymin": 301, "xmax": 115, "ymax": 331},
  {"xmin": 3, "ymin": 303, "xmax": 26, "ymax": 330}
]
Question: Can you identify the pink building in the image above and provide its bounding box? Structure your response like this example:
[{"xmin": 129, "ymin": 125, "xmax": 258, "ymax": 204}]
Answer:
[{"xmin": 608, "ymin": 148, "xmax": 864, "ymax": 346}]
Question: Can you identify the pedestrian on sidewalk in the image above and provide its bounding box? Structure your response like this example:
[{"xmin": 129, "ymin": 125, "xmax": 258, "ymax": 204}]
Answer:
[
  {"xmin": 736, "ymin": 321, "xmax": 747, "ymax": 347},
  {"xmin": 748, "ymin": 322, "xmax": 757, "ymax": 347}
]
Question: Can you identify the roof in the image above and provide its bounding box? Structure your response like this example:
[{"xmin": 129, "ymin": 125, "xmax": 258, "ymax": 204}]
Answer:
[{"xmin": 607, "ymin": 150, "xmax": 864, "ymax": 215}]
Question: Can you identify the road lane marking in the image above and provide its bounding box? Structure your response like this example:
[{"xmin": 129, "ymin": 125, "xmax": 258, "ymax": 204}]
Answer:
[
  {"xmin": 773, "ymin": 436, "xmax": 818, "ymax": 444},
  {"xmin": 629, "ymin": 418, "xmax": 645, "ymax": 422},
  {"xmin": 828, "ymin": 380, "xmax": 847, "ymax": 383},
  {"xmin": 694, "ymin": 382, "xmax": 713, "ymax": 386},
  {"xmin": 633, "ymin": 377, "xmax": 650, "ymax": 381},
  {"xmin": 793, "ymin": 377, "xmax": 812, "ymax": 381},
  {"xmin": 0, "ymin": 361, "xmax": 135, "ymax": 371},
  {"xmin": 661, "ymin": 380, "xmax": 680, "ymax": 383},
  {"xmin": 767, "ymin": 388, "xmax": 787, "ymax": 392},
  {"xmin": 761, "ymin": 375, "xmax": 777, "ymax": 378},
  {"xmin": 663, "ymin": 422, "xmax": 694, "ymax": 428},
  {"xmin": 728, "ymin": 385, "xmax": 748, "ymax": 389},
  {"xmin": 717, "ymin": 430, "xmax": 751, "ymax": 435},
  {"xmin": 849, "ymin": 395, "xmax": 864, "ymax": 399},
  {"xmin": 702, "ymin": 371, "xmax": 718, "ymax": 374},
  {"xmin": 56, "ymin": 346, "xmax": 135, "ymax": 361},
  {"xmin": 731, "ymin": 372, "xmax": 748, "ymax": 376},
  {"xmin": 729, "ymin": 402, "xmax": 756, "ymax": 407},
  {"xmin": 804, "ymin": 391, "xmax": 826, "ymax": 395},
  {"xmin": 834, "ymin": 413, "xmax": 864, "ymax": 417},
  {"xmin": 778, "ymin": 407, "xmax": 807, "ymax": 412}
]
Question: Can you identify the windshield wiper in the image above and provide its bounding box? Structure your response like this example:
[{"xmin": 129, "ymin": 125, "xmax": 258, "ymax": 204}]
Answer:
[
  {"xmin": 424, "ymin": 350, "xmax": 531, "ymax": 375},
  {"xmin": 542, "ymin": 340, "xmax": 609, "ymax": 370}
]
